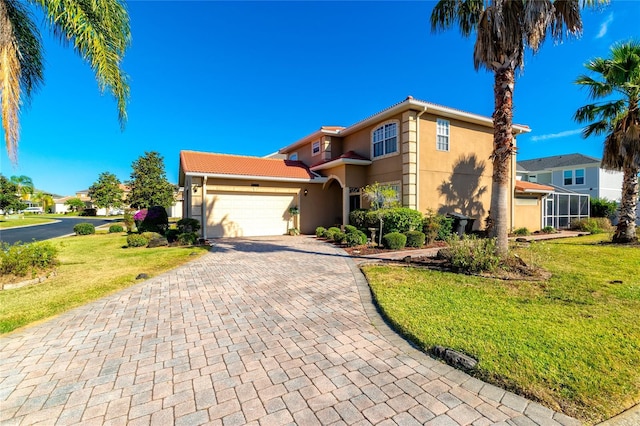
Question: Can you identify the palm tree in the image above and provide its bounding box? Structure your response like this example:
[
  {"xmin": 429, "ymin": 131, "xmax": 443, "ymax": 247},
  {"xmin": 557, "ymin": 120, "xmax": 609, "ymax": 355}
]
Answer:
[
  {"xmin": 575, "ymin": 41, "xmax": 640, "ymax": 243},
  {"xmin": 430, "ymin": 0, "xmax": 607, "ymax": 254},
  {"xmin": 10, "ymin": 174, "xmax": 33, "ymax": 199},
  {"xmin": 0, "ymin": 0, "xmax": 130, "ymax": 163},
  {"xmin": 32, "ymin": 190, "xmax": 54, "ymax": 213}
]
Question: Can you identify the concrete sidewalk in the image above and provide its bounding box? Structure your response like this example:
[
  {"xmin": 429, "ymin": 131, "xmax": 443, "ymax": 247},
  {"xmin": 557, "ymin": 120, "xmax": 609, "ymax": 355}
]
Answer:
[{"xmin": 1, "ymin": 236, "xmax": 581, "ymax": 425}]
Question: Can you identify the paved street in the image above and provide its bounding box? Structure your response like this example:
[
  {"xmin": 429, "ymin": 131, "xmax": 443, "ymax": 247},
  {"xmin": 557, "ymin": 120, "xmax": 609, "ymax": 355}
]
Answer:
[
  {"xmin": 0, "ymin": 217, "xmax": 113, "ymax": 245},
  {"xmin": 0, "ymin": 236, "xmax": 579, "ymax": 425}
]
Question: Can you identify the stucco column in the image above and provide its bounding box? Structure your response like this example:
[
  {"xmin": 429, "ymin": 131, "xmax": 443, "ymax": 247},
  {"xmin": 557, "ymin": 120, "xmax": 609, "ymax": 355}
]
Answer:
[
  {"xmin": 185, "ymin": 175, "xmax": 192, "ymax": 219},
  {"xmin": 201, "ymin": 176, "xmax": 208, "ymax": 240},
  {"xmin": 343, "ymin": 186, "xmax": 349, "ymax": 228},
  {"xmin": 401, "ymin": 111, "xmax": 418, "ymax": 209}
]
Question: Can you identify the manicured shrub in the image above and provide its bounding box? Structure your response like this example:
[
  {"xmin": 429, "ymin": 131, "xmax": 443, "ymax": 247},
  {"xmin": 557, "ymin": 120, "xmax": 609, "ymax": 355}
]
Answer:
[
  {"xmin": 0, "ymin": 241, "xmax": 58, "ymax": 277},
  {"xmin": 315, "ymin": 226, "xmax": 326, "ymax": 238},
  {"xmin": 332, "ymin": 232, "xmax": 346, "ymax": 244},
  {"xmin": 177, "ymin": 218, "xmax": 201, "ymax": 233},
  {"xmin": 177, "ymin": 232, "xmax": 199, "ymax": 246},
  {"xmin": 127, "ymin": 234, "xmax": 148, "ymax": 248},
  {"xmin": 138, "ymin": 206, "xmax": 169, "ymax": 233},
  {"xmin": 513, "ymin": 227, "xmax": 531, "ymax": 236},
  {"xmin": 345, "ymin": 230, "xmax": 367, "ymax": 247},
  {"xmin": 348, "ymin": 209, "xmax": 369, "ymax": 231},
  {"xmin": 344, "ymin": 224, "xmax": 358, "ymax": 234},
  {"xmin": 439, "ymin": 235, "xmax": 501, "ymax": 273},
  {"xmin": 323, "ymin": 227, "xmax": 341, "ymax": 240},
  {"xmin": 108, "ymin": 224, "xmax": 124, "ymax": 233},
  {"xmin": 541, "ymin": 226, "xmax": 557, "ymax": 234},
  {"xmin": 365, "ymin": 208, "xmax": 423, "ymax": 236},
  {"xmin": 165, "ymin": 228, "xmax": 180, "ymax": 243},
  {"xmin": 383, "ymin": 232, "xmax": 407, "ymax": 250},
  {"xmin": 123, "ymin": 209, "xmax": 135, "ymax": 232},
  {"xmin": 73, "ymin": 222, "xmax": 95, "ymax": 235},
  {"xmin": 404, "ymin": 230, "xmax": 426, "ymax": 248}
]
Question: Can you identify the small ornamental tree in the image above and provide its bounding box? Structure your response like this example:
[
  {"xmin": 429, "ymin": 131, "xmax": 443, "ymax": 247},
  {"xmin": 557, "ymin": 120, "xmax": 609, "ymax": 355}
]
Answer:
[
  {"xmin": 362, "ymin": 182, "xmax": 399, "ymax": 210},
  {"xmin": 89, "ymin": 172, "xmax": 124, "ymax": 213},
  {"xmin": 0, "ymin": 175, "xmax": 27, "ymax": 212},
  {"xmin": 126, "ymin": 152, "xmax": 175, "ymax": 209},
  {"xmin": 65, "ymin": 197, "xmax": 85, "ymax": 212}
]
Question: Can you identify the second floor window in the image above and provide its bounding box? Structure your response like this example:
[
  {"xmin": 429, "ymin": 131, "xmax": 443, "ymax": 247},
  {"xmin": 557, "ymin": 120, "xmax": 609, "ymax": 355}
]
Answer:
[
  {"xmin": 312, "ymin": 141, "xmax": 321, "ymax": 156},
  {"xmin": 372, "ymin": 122, "xmax": 398, "ymax": 158},
  {"xmin": 575, "ymin": 169, "xmax": 585, "ymax": 185},
  {"xmin": 289, "ymin": 153, "xmax": 298, "ymax": 161},
  {"xmin": 563, "ymin": 169, "xmax": 585, "ymax": 185},
  {"xmin": 436, "ymin": 119, "xmax": 450, "ymax": 151}
]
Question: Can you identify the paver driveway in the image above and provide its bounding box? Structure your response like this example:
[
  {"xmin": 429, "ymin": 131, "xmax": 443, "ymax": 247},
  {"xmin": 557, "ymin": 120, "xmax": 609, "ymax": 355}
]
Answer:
[{"xmin": 0, "ymin": 236, "xmax": 579, "ymax": 425}]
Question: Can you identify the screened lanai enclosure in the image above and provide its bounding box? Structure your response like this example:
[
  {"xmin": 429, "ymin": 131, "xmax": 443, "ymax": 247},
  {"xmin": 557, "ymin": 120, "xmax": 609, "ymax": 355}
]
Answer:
[{"xmin": 542, "ymin": 186, "xmax": 590, "ymax": 229}]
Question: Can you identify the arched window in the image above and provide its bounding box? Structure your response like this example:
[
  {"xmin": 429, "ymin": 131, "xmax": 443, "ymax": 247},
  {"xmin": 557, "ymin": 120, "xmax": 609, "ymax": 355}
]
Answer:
[{"xmin": 372, "ymin": 122, "xmax": 398, "ymax": 158}]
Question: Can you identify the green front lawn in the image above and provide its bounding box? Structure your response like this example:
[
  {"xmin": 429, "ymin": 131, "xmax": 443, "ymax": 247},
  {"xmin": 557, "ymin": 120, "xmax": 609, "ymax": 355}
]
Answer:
[
  {"xmin": 362, "ymin": 234, "xmax": 639, "ymax": 424},
  {"xmin": 0, "ymin": 233, "xmax": 209, "ymax": 334},
  {"xmin": 0, "ymin": 215, "xmax": 56, "ymax": 228}
]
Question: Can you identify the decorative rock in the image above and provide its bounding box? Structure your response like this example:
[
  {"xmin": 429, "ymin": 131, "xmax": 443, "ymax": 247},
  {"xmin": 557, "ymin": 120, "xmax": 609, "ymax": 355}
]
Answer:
[
  {"xmin": 136, "ymin": 273, "xmax": 149, "ymax": 280},
  {"xmin": 515, "ymin": 237, "xmax": 528, "ymax": 243},
  {"xmin": 432, "ymin": 345, "xmax": 478, "ymax": 370},
  {"xmin": 403, "ymin": 255, "xmax": 412, "ymax": 264},
  {"xmin": 147, "ymin": 237, "xmax": 169, "ymax": 248}
]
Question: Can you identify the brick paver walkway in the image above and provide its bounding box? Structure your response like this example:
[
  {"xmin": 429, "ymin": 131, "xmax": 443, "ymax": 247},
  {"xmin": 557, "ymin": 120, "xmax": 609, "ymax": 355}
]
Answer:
[{"xmin": 0, "ymin": 236, "xmax": 580, "ymax": 425}]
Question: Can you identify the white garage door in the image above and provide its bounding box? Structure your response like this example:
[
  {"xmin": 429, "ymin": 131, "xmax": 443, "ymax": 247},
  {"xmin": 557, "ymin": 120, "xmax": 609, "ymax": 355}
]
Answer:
[{"xmin": 206, "ymin": 192, "xmax": 295, "ymax": 237}]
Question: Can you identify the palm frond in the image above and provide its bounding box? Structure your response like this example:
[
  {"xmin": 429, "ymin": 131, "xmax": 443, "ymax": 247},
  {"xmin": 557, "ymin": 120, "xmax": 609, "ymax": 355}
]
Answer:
[
  {"xmin": 34, "ymin": 0, "xmax": 131, "ymax": 128},
  {"xmin": 430, "ymin": 0, "xmax": 484, "ymax": 37},
  {"xmin": 523, "ymin": 0, "xmax": 553, "ymax": 52}
]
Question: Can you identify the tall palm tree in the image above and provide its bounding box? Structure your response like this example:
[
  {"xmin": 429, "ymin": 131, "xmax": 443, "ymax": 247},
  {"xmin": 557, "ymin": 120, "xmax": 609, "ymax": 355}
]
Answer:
[
  {"xmin": 575, "ymin": 41, "xmax": 640, "ymax": 243},
  {"xmin": 0, "ymin": 0, "xmax": 130, "ymax": 163},
  {"xmin": 32, "ymin": 190, "xmax": 53, "ymax": 212},
  {"xmin": 10, "ymin": 174, "xmax": 33, "ymax": 199},
  {"xmin": 430, "ymin": 0, "xmax": 607, "ymax": 254}
]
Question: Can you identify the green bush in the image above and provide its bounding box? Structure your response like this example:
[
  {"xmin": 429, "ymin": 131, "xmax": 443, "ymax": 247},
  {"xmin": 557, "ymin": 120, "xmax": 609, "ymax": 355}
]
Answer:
[
  {"xmin": 177, "ymin": 217, "xmax": 201, "ymax": 233},
  {"xmin": 365, "ymin": 208, "xmax": 423, "ymax": 236},
  {"xmin": 513, "ymin": 227, "xmax": 531, "ymax": 236},
  {"xmin": 423, "ymin": 210, "xmax": 454, "ymax": 243},
  {"xmin": 541, "ymin": 226, "xmax": 557, "ymax": 234},
  {"xmin": 440, "ymin": 235, "xmax": 501, "ymax": 273},
  {"xmin": 127, "ymin": 234, "xmax": 149, "ymax": 248},
  {"xmin": 345, "ymin": 230, "xmax": 368, "ymax": 247},
  {"xmin": 344, "ymin": 224, "xmax": 358, "ymax": 234},
  {"xmin": 73, "ymin": 223, "xmax": 95, "ymax": 235},
  {"xmin": 138, "ymin": 206, "xmax": 169, "ymax": 233},
  {"xmin": 348, "ymin": 209, "xmax": 369, "ymax": 231},
  {"xmin": 165, "ymin": 228, "xmax": 180, "ymax": 243},
  {"xmin": 108, "ymin": 224, "xmax": 124, "ymax": 233},
  {"xmin": 0, "ymin": 241, "xmax": 58, "ymax": 277},
  {"xmin": 383, "ymin": 232, "xmax": 407, "ymax": 250},
  {"xmin": 315, "ymin": 226, "xmax": 326, "ymax": 238},
  {"xmin": 571, "ymin": 218, "xmax": 613, "ymax": 234},
  {"xmin": 323, "ymin": 227, "xmax": 341, "ymax": 240},
  {"xmin": 332, "ymin": 231, "xmax": 346, "ymax": 243},
  {"xmin": 590, "ymin": 198, "xmax": 618, "ymax": 218},
  {"xmin": 177, "ymin": 232, "xmax": 199, "ymax": 246},
  {"xmin": 404, "ymin": 230, "xmax": 426, "ymax": 248}
]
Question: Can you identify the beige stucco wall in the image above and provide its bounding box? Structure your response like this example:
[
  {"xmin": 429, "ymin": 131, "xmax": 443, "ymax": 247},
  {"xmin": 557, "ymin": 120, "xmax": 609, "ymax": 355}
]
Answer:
[{"xmin": 514, "ymin": 196, "xmax": 543, "ymax": 231}]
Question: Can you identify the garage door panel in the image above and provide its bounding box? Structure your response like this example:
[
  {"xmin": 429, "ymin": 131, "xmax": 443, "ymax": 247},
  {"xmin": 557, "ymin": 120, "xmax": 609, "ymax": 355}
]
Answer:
[{"xmin": 206, "ymin": 192, "xmax": 294, "ymax": 237}]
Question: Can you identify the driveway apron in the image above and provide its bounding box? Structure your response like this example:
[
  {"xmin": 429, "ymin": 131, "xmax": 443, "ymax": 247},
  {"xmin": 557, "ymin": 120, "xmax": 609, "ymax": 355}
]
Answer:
[{"xmin": 0, "ymin": 236, "xmax": 579, "ymax": 425}]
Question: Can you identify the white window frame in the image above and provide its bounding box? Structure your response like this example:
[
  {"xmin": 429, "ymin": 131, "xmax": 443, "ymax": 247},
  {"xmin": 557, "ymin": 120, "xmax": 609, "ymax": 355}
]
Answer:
[
  {"xmin": 436, "ymin": 118, "xmax": 450, "ymax": 151},
  {"xmin": 575, "ymin": 168, "xmax": 585, "ymax": 185},
  {"xmin": 563, "ymin": 170, "xmax": 573, "ymax": 185},
  {"xmin": 311, "ymin": 141, "xmax": 321, "ymax": 156},
  {"xmin": 371, "ymin": 121, "xmax": 399, "ymax": 159},
  {"xmin": 289, "ymin": 152, "xmax": 298, "ymax": 161}
]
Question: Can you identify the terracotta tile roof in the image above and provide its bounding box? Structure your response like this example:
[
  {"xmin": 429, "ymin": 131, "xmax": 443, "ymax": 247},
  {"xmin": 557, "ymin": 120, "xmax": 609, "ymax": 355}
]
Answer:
[
  {"xmin": 310, "ymin": 151, "xmax": 370, "ymax": 168},
  {"xmin": 515, "ymin": 180, "xmax": 554, "ymax": 193},
  {"xmin": 180, "ymin": 151, "xmax": 317, "ymax": 180}
]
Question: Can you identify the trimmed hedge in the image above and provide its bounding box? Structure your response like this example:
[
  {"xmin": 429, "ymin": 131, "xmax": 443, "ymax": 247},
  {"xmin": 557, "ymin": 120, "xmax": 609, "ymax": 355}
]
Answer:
[
  {"xmin": 73, "ymin": 223, "xmax": 95, "ymax": 235},
  {"xmin": 0, "ymin": 241, "xmax": 58, "ymax": 277},
  {"xmin": 345, "ymin": 230, "xmax": 367, "ymax": 247},
  {"xmin": 315, "ymin": 226, "xmax": 326, "ymax": 238},
  {"xmin": 383, "ymin": 232, "xmax": 407, "ymax": 250},
  {"xmin": 404, "ymin": 230, "xmax": 426, "ymax": 248},
  {"xmin": 108, "ymin": 224, "xmax": 124, "ymax": 233},
  {"xmin": 127, "ymin": 234, "xmax": 148, "ymax": 248}
]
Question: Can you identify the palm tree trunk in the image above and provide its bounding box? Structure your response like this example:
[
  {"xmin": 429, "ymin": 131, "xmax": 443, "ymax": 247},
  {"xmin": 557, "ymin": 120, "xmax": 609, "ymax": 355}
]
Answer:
[
  {"xmin": 613, "ymin": 166, "xmax": 638, "ymax": 243},
  {"xmin": 488, "ymin": 66, "xmax": 516, "ymax": 255}
]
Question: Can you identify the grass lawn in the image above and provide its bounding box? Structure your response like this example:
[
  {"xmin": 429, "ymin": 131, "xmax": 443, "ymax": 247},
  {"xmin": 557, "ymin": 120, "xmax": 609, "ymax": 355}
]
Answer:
[
  {"xmin": 0, "ymin": 233, "xmax": 209, "ymax": 334},
  {"xmin": 0, "ymin": 215, "xmax": 56, "ymax": 228},
  {"xmin": 362, "ymin": 234, "xmax": 640, "ymax": 424}
]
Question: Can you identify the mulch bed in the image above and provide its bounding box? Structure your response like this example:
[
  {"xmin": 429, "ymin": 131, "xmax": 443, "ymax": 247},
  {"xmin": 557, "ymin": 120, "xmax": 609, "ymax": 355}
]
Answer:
[{"xmin": 341, "ymin": 241, "xmax": 447, "ymax": 256}]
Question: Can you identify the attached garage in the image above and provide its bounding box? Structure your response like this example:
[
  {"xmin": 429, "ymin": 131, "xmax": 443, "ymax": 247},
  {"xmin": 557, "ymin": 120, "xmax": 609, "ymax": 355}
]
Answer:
[
  {"xmin": 179, "ymin": 150, "xmax": 332, "ymax": 238},
  {"xmin": 206, "ymin": 191, "xmax": 296, "ymax": 237}
]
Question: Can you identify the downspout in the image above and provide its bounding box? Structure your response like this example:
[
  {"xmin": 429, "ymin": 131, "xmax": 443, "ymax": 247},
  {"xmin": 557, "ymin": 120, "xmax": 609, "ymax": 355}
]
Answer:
[
  {"xmin": 510, "ymin": 137, "xmax": 516, "ymax": 232},
  {"xmin": 415, "ymin": 105, "xmax": 428, "ymax": 210},
  {"xmin": 201, "ymin": 176, "xmax": 208, "ymax": 240}
]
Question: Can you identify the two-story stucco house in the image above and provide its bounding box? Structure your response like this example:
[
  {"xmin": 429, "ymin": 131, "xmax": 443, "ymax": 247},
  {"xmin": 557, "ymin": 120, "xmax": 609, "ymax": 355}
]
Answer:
[{"xmin": 179, "ymin": 96, "xmax": 532, "ymax": 238}]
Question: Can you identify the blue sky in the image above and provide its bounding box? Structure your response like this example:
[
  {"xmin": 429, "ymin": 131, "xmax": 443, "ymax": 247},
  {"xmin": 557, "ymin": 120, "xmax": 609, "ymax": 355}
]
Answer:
[{"xmin": 1, "ymin": 1, "xmax": 639, "ymax": 196}]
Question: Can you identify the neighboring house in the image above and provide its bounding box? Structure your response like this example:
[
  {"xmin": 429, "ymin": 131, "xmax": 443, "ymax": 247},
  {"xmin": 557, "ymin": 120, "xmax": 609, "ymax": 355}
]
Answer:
[
  {"xmin": 517, "ymin": 153, "xmax": 623, "ymax": 201},
  {"xmin": 179, "ymin": 96, "xmax": 533, "ymax": 238}
]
